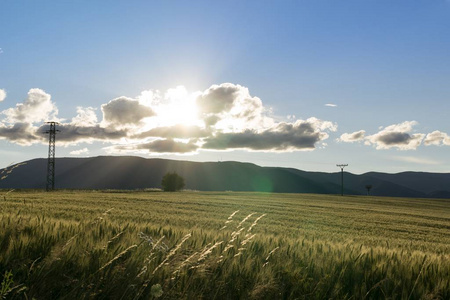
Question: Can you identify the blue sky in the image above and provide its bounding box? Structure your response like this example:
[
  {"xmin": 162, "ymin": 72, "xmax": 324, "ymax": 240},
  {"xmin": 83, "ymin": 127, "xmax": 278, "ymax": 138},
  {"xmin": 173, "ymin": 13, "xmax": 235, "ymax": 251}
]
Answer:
[{"xmin": 1, "ymin": 0, "xmax": 449, "ymax": 174}]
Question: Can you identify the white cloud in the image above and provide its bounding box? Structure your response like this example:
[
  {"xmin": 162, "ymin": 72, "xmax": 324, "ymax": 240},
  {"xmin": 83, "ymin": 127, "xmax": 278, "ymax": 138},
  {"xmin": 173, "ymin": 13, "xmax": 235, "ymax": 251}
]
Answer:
[
  {"xmin": 0, "ymin": 89, "xmax": 6, "ymax": 102},
  {"xmin": 70, "ymin": 148, "xmax": 89, "ymax": 155},
  {"xmin": 423, "ymin": 130, "xmax": 450, "ymax": 146},
  {"xmin": 165, "ymin": 85, "xmax": 189, "ymax": 103},
  {"xmin": 338, "ymin": 130, "xmax": 365, "ymax": 143},
  {"xmin": 325, "ymin": 103, "xmax": 337, "ymax": 107},
  {"xmin": 392, "ymin": 156, "xmax": 440, "ymax": 165},
  {"xmin": 1, "ymin": 88, "xmax": 58, "ymax": 124},
  {"xmin": 0, "ymin": 84, "xmax": 338, "ymax": 154},
  {"xmin": 138, "ymin": 89, "xmax": 161, "ymax": 106},
  {"xmin": 71, "ymin": 107, "xmax": 98, "ymax": 126},
  {"xmin": 365, "ymin": 121, "xmax": 425, "ymax": 150}
]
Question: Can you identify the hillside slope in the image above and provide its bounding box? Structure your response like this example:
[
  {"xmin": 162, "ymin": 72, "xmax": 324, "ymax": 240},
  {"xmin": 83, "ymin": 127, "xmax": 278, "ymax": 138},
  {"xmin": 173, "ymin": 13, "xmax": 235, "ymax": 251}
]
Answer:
[{"xmin": 1, "ymin": 156, "xmax": 449, "ymax": 198}]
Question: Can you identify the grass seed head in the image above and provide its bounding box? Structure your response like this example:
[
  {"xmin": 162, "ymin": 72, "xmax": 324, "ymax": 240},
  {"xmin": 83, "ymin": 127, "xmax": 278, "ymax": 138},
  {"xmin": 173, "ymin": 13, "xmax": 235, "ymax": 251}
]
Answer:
[{"xmin": 237, "ymin": 212, "xmax": 256, "ymax": 229}]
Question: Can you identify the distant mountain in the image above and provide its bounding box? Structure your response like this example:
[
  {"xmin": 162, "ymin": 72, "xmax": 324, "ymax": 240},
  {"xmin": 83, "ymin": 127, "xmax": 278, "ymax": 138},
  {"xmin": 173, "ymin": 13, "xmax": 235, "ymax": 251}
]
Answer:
[{"xmin": 1, "ymin": 156, "xmax": 449, "ymax": 199}]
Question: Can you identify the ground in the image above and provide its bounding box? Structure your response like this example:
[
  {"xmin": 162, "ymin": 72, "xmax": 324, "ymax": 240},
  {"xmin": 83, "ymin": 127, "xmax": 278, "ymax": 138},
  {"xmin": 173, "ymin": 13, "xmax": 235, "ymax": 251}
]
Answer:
[{"xmin": 1, "ymin": 190, "xmax": 449, "ymax": 299}]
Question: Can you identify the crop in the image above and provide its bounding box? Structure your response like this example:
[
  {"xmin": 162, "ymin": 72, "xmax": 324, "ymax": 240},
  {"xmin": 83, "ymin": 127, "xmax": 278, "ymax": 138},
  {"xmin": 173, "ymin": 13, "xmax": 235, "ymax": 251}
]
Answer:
[{"xmin": 0, "ymin": 190, "xmax": 449, "ymax": 299}]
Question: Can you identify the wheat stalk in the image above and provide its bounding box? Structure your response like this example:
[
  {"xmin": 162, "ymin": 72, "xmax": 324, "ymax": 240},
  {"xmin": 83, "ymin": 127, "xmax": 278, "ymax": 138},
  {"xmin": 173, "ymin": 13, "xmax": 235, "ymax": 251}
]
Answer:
[
  {"xmin": 237, "ymin": 213, "xmax": 255, "ymax": 229},
  {"xmin": 103, "ymin": 230, "xmax": 124, "ymax": 250},
  {"xmin": 198, "ymin": 241, "xmax": 223, "ymax": 262},
  {"xmin": 62, "ymin": 233, "xmax": 79, "ymax": 251},
  {"xmin": 153, "ymin": 233, "xmax": 191, "ymax": 274},
  {"xmin": 98, "ymin": 244, "xmax": 137, "ymax": 272},
  {"xmin": 241, "ymin": 234, "xmax": 255, "ymax": 246},
  {"xmin": 173, "ymin": 251, "xmax": 199, "ymax": 275},
  {"xmin": 263, "ymin": 246, "xmax": 279, "ymax": 267},
  {"xmin": 247, "ymin": 213, "xmax": 266, "ymax": 232}
]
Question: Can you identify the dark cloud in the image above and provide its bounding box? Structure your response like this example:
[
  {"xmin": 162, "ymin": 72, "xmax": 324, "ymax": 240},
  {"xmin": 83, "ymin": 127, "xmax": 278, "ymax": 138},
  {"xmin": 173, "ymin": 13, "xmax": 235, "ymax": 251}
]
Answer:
[
  {"xmin": 55, "ymin": 124, "xmax": 128, "ymax": 143},
  {"xmin": 196, "ymin": 83, "xmax": 240, "ymax": 114},
  {"xmin": 203, "ymin": 121, "xmax": 329, "ymax": 151},
  {"xmin": 377, "ymin": 132, "xmax": 412, "ymax": 145},
  {"xmin": 0, "ymin": 123, "xmax": 41, "ymax": 145},
  {"xmin": 135, "ymin": 124, "xmax": 209, "ymax": 139},
  {"xmin": 196, "ymin": 83, "xmax": 264, "ymax": 127},
  {"xmin": 101, "ymin": 97, "xmax": 155, "ymax": 126},
  {"xmin": 365, "ymin": 121, "xmax": 425, "ymax": 150},
  {"xmin": 113, "ymin": 138, "xmax": 198, "ymax": 153}
]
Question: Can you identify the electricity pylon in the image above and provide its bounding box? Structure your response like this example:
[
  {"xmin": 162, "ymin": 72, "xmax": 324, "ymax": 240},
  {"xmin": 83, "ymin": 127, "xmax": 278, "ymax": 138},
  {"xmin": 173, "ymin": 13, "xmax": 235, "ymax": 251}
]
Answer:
[
  {"xmin": 336, "ymin": 164, "xmax": 348, "ymax": 196},
  {"xmin": 45, "ymin": 122, "xmax": 60, "ymax": 191}
]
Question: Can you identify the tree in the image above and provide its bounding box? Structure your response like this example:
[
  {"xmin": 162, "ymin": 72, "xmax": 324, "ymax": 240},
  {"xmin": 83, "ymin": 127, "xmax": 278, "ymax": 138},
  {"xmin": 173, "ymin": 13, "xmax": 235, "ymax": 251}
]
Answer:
[
  {"xmin": 365, "ymin": 184, "xmax": 373, "ymax": 195},
  {"xmin": 161, "ymin": 172, "xmax": 185, "ymax": 192}
]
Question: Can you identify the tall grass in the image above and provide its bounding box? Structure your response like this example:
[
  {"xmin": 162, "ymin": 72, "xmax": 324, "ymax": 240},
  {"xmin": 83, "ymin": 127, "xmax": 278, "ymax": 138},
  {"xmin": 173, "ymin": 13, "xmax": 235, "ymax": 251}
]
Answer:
[{"xmin": 0, "ymin": 190, "xmax": 449, "ymax": 299}]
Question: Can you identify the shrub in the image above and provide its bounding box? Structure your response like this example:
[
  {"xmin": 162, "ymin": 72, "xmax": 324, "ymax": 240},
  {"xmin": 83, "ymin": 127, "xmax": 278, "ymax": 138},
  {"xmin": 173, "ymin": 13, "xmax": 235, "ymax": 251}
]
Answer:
[{"xmin": 161, "ymin": 172, "xmax": 185, "ymax": 192}]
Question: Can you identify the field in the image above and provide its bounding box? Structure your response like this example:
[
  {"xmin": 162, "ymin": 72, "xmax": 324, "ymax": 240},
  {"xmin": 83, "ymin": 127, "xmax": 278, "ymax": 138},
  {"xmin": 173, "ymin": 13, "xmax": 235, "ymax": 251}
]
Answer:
[{"xmin": 0, "ymin": 190, "xmax": 449, "ymax": 299}]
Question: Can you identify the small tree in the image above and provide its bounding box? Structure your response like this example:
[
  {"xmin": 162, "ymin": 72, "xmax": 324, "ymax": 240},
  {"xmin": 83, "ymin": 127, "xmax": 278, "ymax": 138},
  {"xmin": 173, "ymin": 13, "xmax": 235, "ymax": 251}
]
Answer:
[
  {"xmin": 365, "ymin": 184, "xmax": 373, "ymax": 195},
  {"xmin": 161, "ymin": 172, "xmax": 185, "ymax": 192}
]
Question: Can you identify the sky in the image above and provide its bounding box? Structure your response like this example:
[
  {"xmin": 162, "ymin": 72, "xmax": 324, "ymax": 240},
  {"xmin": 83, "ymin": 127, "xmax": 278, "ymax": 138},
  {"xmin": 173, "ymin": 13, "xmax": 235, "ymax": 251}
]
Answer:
[{"xmin": 1, "ymin": 0, "xmax": 450, "ymax": 174}]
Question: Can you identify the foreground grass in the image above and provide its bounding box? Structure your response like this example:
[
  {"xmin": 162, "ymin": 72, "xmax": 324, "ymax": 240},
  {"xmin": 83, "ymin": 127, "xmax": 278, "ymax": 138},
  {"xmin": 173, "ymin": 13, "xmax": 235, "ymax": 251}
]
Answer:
[{"xmin": 0, "ymin": 190, "xmax": 449, "ymax": 299}]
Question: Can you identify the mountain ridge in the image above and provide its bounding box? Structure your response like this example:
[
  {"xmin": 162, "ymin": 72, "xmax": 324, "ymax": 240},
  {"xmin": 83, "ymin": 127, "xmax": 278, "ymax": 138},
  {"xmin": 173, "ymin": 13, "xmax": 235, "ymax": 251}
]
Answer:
[{"xmin": 1, "ymin": 156, "xmax": 449, "ymax": 198}]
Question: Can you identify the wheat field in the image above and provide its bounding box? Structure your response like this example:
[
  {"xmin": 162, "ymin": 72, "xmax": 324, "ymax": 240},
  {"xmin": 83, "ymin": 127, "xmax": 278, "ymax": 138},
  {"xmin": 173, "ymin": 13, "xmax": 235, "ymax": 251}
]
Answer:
[{"xmin": 0, "ymin": 190, "xmax": 449, "ymax": 299}]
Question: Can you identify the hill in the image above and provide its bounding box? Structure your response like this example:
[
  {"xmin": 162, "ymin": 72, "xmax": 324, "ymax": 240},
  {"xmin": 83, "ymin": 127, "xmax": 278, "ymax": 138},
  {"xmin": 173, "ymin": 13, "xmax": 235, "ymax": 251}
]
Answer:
[{"xmin": 1, "ymin": 156, "xmax": 449, "ymax": 198}]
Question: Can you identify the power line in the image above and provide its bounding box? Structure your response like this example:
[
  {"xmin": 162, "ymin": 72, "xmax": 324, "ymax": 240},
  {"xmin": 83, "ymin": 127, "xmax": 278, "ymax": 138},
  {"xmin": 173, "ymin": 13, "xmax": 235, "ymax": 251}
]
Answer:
[
  {"xmin": 336, "ymin": 164, "xmax": 348, "ymax": 196},
  {"xmin": 44, "ymin": 122, "xmax": 60, "ymax": 191}
]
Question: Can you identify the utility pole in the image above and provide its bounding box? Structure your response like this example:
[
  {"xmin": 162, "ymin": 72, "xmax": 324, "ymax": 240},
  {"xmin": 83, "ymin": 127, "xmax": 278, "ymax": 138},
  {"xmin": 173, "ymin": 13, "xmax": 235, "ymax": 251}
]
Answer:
[
  {"xmin": 45, "ymin": 122, "xmax": 60, "ymax": 191},
  {"xmin": 336, "ymin": 164, "xmax": 348, "ymax": 196}
]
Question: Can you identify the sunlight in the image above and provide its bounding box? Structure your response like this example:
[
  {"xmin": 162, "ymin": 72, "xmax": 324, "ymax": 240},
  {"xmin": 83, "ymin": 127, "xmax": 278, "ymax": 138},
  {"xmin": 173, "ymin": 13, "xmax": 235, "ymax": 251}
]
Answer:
[
  {"xmin": 159, "ymin": 96, "xmax": 200, "ymax": 126},
  {"xmin": 139, "ymin": 86, "xmax": 202, "ymax": 129}
]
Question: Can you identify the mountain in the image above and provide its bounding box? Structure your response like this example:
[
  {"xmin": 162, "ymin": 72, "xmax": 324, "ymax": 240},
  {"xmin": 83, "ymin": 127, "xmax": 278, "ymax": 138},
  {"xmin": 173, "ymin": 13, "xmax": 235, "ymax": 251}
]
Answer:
[{"xmin": 0, "ymin": 156, "xmax": 449, "ymax": 198}]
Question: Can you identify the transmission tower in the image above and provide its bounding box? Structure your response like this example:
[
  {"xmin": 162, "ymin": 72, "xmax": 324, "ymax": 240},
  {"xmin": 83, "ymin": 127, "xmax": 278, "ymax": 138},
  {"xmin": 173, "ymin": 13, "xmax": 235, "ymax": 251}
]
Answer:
[
  {"xmin": 336, "ymin": 164, "xmax": 348, "ymax": 196},
  {"xmin": 45, "ymin": 122, "xmax": 60, "ymax": 191}
]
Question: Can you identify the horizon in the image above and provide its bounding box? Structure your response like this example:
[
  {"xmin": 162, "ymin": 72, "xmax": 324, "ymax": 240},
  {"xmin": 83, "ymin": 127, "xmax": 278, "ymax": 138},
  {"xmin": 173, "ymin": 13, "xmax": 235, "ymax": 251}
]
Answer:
[
  {"xmin": 6, "ymin": 154, "xmax": 450, "ymax": 176},
  {"xmin": 1, "ymin": 1, "xmax": 450, "ymax": 174}
]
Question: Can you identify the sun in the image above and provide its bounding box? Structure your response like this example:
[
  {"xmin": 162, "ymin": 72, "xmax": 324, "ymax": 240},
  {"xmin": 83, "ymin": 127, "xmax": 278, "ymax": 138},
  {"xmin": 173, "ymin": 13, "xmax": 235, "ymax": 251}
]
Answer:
[
  {"xmin": 139, "ymin": 86, "xmax": 203, "ymax": 130},
  {"xmin": 155, "ymin": 96, "xmax": 199, "ymax": 127}
]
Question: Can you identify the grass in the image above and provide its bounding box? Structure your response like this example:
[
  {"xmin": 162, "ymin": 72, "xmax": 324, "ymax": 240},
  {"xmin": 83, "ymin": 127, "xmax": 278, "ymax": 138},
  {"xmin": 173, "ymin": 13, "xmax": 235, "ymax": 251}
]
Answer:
[{"xmin": 0, "ymin": 190, "xmax": 449, "ymax": 299}]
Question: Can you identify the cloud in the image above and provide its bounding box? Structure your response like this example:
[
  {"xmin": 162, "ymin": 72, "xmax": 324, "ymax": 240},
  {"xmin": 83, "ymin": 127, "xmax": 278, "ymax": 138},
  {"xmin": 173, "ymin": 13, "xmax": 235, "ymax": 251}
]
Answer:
[
  {"xmin": 392, "ymin": 156, "xmax": 440, "ymax": 165},
  {"xmin": 70, "ymin": 148, "xmax": 89, "ymax": 155},
  {"xmin": 0, "ymin": 89, "xmax": 6, "ymax": 102},
  {"xmin": 101, "ymin": 97, "xmax": 156, "ymax": 127},
  {"xmin": 1, "ymin": 88, "xmax": 58, "ymax": 124},
  {"xmin": 365, "ymin": 121, "xmax": 425, "ymax": 150},
  {"xmin": 202, "ymin": 118, "xmax": 336, "ymax": 151},
  {"xmin": 338, "ymin": 130, "xmax": 365, "ymax": 143},
  {"xmin": 325, "ymin": 103, "xmax": 337, "ymax": 107},
  {"xmin": 196, "ymin": 83, "xmax": 268, "ymax": 130},
  {"xmin": 0, "ymin": 122, "xmax": 41, "ymax": 145},
  {"xmin": 0, "ymin": 85, "xmax": 337, "ymax": 154},
  {"xmin": 110, "ymin": 138, "xmax": 199, "ymax": 154},
  {"xmin": 423, "ymin": 130, "xmax": 450, "ymax": 146},
  {"xmin": 197, "ymin": 83, "xmax": 242, "ymax": 115},
  {"xmin": 49, "ymin": 123, "xmax": 128, "ymax": 144},
  {"xmin": 135, "ymin": 124, "xmax": 209, "ymax": 139},
  {"xmin": 71, "ymin": 107, "xmax": 98, "ymax": 126}
]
